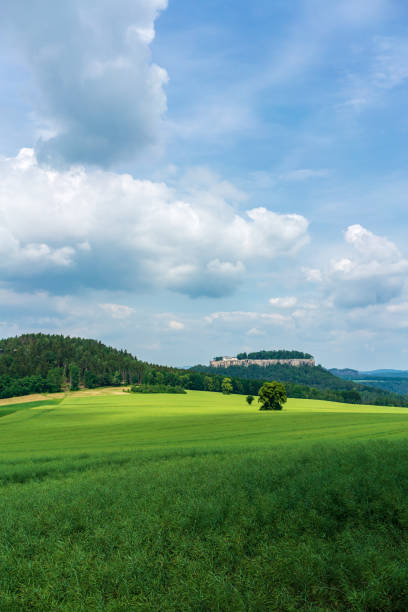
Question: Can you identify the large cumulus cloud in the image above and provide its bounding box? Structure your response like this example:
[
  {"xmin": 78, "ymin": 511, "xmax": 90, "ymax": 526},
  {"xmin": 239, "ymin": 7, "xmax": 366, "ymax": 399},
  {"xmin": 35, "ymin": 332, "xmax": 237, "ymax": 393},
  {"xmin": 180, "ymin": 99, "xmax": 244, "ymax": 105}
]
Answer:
[
  {"xmin": 2, "ymin": 0, "xmax": 168, "ymax": 166},
  {"xmin": 309, "ymin": 224, "xmax": 408, "ymax": 308},
  {"xmin": 0, "ymin": 149, "xmax": 309, "ymax": 297}
]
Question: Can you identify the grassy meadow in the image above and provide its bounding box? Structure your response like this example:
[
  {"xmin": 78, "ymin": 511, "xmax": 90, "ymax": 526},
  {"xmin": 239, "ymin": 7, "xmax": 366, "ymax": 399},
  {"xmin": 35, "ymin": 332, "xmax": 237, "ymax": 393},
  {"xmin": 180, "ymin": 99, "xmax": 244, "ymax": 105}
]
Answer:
[{"xmin": 1, "ymin": 389, "xmax": 408, "ymax": 610}]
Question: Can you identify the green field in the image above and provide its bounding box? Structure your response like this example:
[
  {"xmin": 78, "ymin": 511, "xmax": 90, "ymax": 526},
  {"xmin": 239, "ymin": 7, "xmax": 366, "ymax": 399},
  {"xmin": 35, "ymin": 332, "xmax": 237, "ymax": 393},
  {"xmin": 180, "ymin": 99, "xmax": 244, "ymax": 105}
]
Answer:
[{"xmin": 1, "ymin": 390, "xmax": 408, "ymax": 610}]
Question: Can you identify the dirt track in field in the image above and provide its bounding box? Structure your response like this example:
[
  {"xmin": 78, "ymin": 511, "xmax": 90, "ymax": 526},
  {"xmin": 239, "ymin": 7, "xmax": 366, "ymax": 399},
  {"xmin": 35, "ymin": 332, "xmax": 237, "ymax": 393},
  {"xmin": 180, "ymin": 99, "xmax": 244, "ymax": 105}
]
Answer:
[{"xmin": 0, "ymin": 387, "xmax": 129, "ymax": 406}]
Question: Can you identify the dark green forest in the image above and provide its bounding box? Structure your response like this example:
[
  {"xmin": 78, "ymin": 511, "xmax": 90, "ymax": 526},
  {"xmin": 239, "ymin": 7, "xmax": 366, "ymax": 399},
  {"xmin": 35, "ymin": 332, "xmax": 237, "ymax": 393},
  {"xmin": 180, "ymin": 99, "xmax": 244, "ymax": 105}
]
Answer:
[
  {"xmin": 195, "ymin": 363, "xmax": 355, "ymax": 389},
  {"xmin": 236, "ymin": 349, "xmax": 313, "ymax": 360},
  {"xmin": 192, "ymin": 363, "xmax": 408, "ymax": 407},
  {"xmin": 0, "ymin": 334, "xmax": 147, "ymax": 398},
  {"xmin": 0, "ymin": 334, "xmax": 407, "ymax": 407}
]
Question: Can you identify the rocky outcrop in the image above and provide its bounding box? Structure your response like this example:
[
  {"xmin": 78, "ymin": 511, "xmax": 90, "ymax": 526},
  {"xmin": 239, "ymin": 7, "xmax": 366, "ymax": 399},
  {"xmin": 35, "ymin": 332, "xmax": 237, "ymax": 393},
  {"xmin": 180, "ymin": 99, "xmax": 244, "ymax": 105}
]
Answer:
[{"xmin": 210, "ymin": 357, "xmax": 315, "ymax": 368}]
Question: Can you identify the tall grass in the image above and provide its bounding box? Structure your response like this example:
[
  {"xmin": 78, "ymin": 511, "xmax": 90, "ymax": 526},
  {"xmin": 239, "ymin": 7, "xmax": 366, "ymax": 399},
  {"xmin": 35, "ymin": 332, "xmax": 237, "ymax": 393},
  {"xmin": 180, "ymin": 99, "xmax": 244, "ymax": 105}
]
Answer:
[{"xmin": 1, "ymin": 391, "xmax": 408, "ymax": 609}]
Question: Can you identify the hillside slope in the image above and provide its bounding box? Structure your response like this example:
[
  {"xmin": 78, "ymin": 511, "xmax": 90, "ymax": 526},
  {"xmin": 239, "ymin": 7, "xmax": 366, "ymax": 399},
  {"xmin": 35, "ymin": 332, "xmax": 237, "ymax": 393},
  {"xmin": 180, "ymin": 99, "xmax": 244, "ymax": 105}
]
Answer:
[
  {"xmin": 194, "ymin": 362, "xmax": 365, "ymax": 389},
  {"xmin": 0, "ymin": 334, "xmax": 147, "ymax": 398},
  {"xmin": 1, "ymin": 334, "xmax": 407, "ymax": 407}
]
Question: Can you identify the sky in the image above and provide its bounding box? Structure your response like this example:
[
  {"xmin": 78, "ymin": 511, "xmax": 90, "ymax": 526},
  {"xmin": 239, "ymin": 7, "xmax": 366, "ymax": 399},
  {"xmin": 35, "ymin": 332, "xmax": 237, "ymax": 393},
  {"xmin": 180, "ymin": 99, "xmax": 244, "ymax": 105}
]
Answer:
[{"xmin": 1, "ymin": 0, "xmax": 408, "ymax": 369}]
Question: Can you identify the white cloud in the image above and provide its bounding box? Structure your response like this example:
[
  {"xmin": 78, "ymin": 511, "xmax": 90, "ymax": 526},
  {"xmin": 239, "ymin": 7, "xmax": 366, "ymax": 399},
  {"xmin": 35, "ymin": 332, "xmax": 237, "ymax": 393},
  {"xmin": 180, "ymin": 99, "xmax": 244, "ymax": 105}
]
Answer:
[
  {"xmin": 2, "ymin": 0, "xmax": 168, "ymax": 166},
  {"xmin": 0, "ymin": 149, "xmax": 309, "ymax": 298},
  {"xmin": 168, "ymin": 320, "xmax": 184, "ymax": 331},
  {"xmin": 386, "ymin": 302, "xmax": 408, "ymax": 313},
  {"xmin": 269, "ymin": 296, "xmax": 297, "ymax": 308},
  {"xmin": 372, "ymin": 37, "xmax": 408, "ymax": 90},
  {"xmin": 330, "ymin": 225, "xmax": 408, "ymax": 283},
  {"xmin": 127, "ymin": 25, "xmax": 156, "ymax": 45},
  {"xmin": 178, "ymin": 166, "xmax": 248, "ymax": 204},
  {"xmin": 0, "ymin": 288, "xmax": 51, "ymax": 309},
  {"xmin": 246, "ymin": 327, "xmax": 264, "ymax": 336},
  {"xmin": 345, "ymin": 224, "xmax": 400, "ymax": 261},
  {"xmin": 302, "ymin": 267, "xmax": 323, "ymax": 283},
  {"xmin": 327, "ymin": 225, "xmax": 408, "ymax": 308},
  {"xmin": 205, "ymin": 311, "xmax": 291, "ymax": 326},
  {"xmin": 340, "ymin": 35, "xmax": 408, "ymax": 111},
  {"xmin": 99, "ymin": 303, "xmax": 135, "ymax": 319}
]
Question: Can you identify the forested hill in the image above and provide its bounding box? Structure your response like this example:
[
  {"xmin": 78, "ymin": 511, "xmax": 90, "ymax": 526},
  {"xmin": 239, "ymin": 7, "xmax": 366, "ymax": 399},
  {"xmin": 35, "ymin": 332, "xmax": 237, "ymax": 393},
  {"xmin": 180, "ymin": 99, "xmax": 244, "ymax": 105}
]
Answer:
[
  {"xmin": 330, "ymin": 368, "xmax": 408, "ymax": 396},
  {"xmin": 193, "ymin": 362, "xmax": 363, "ymax": 389},
  {"xmin": 191, "ymin": 362, "xmax": 408, "ymax": 407},
  {"xmin": 1, "ymin": 334, "xmax": 407, "ymax": 408},
  {"xmin": 0, "ymin": 334, "xmax": 147, "ymax": 398}
]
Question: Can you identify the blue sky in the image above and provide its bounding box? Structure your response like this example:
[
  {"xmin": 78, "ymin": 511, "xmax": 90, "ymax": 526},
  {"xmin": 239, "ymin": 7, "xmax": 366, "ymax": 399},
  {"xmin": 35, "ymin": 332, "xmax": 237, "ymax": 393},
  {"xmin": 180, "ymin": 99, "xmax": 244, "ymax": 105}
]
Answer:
[{"xmin": 1, "ymin": 0, "xmax": 408, "ymax": 369}]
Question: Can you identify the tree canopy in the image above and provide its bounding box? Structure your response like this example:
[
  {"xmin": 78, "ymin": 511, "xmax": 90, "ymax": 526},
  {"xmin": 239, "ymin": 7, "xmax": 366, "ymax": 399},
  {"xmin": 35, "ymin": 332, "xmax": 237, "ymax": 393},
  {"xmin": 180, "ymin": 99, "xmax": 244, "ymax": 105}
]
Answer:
[
  {"xmin": 221, "ymin": 377, "xmax": 233, "ymax": 394},
  {"xmin": 258, "ymin": 381, "xmax": 287, "ymax": 411},
  {"xmin": 0, "ymin": 334, "xmax": 147, "ymax": 398},
  {"xmin": 237, "ymin": 350, "xmax": 313, "ymax": 360}
]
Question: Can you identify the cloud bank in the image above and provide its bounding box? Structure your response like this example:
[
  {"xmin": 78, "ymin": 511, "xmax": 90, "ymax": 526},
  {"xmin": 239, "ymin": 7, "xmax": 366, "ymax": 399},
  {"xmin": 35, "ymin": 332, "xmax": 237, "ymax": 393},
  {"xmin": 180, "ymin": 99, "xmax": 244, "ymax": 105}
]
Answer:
[
  {"xmin": 3, "ymin": 0, "xmax": 168, "ymax": 166},
  {"xmin": 0, "ymin": 149, "xmax": 309, "ymax": 298}
]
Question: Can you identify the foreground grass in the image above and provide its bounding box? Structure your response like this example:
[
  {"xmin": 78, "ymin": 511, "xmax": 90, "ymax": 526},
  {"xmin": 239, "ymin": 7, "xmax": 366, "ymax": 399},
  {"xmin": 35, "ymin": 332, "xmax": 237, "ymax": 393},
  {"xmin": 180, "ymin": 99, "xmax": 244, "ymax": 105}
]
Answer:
[{"xmin": 1, "ymin": 391, "xmax": 408, "ymax": 610}]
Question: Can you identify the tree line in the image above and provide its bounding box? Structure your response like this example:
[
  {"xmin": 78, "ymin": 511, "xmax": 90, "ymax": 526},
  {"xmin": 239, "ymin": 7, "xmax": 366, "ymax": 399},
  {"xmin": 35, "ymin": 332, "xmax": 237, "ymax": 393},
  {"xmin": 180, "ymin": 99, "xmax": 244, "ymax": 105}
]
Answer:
[
  {"xmin": 189, "ymin": 363, "xmax": 408, "ymax": 407},
  {"xmin": 0, "ymin": 334, "xmax": 148, "ymax": 398},
  {"xmin": 236, "ymin": 350, "xmax": 313, "ymax": 360},
  {"xmin": 141, "ymin": 366, "xmax": 408, "ymax": 407},
  {"xmin": 0, "ymin": 334, "xmax": 407, "ymax": 407}
]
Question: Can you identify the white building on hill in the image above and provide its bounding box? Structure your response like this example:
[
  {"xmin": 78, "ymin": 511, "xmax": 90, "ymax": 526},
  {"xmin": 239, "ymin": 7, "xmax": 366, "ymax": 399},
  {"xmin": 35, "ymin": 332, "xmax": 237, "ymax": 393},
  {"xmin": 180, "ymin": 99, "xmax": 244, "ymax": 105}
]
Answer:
[{"xmin": 210, "ymin": 356, "xmax": 315, "ymax": 368}]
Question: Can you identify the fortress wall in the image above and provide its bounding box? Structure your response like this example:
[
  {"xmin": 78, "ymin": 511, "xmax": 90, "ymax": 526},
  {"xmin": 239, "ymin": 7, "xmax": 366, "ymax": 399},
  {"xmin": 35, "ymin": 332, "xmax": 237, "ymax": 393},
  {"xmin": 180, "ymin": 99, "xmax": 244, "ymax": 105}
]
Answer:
[{"xmin": 210, "ymin": 358, "xmax": 315, "ymax": 368}]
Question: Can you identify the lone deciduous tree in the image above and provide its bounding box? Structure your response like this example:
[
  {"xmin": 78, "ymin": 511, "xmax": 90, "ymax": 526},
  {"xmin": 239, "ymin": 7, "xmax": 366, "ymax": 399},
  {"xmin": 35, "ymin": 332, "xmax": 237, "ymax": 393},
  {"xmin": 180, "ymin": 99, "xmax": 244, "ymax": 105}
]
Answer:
[
  {"xmin": 246, "ymin": 394, "xmax": 254, "ymax": 405},
  {"xmin": 258, "ymin": 381, "xmax": 287, "ymax": 411}
]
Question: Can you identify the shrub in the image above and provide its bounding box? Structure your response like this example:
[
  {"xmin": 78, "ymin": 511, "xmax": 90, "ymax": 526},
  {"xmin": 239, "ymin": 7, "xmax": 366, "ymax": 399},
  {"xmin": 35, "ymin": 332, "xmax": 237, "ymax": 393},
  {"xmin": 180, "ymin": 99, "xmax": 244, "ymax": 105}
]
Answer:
[{"xmin": 130, "ymin": 384, "xmax": 186, "ymax": 394}]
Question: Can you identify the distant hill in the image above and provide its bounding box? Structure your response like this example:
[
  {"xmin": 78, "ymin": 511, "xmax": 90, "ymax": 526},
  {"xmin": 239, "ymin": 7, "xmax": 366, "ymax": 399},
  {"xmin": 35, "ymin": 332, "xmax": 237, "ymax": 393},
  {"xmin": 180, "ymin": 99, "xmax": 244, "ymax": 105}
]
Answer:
[
  {"xmin": 329, "ymin": 368, "xmax": 359, "ymax": 380},
  {"xmin": 193, "ymin": 362, "xmax": 408, "ymax": 406},
  {"xmin": 198, "ymin": 363, "xmax": 361, "ymax": 390},
  {"xmin": 361, "ymin": 369, "xmax": 408, "ymax": 378},
  {"xmin": 330, "ymin": 367, "xmax": 408, "ymax": 396},
  {"xmin": 331, "ymin": 368, "xmax": 408, "ymax": 379}
]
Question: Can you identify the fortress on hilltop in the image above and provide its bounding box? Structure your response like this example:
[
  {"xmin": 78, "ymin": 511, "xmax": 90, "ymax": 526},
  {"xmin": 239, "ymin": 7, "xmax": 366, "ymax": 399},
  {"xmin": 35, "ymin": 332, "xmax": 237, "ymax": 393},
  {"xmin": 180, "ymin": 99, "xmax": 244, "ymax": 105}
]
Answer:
[{"xmin": 210, "ymin": 350, "xmax": 315, "ymax": 368}]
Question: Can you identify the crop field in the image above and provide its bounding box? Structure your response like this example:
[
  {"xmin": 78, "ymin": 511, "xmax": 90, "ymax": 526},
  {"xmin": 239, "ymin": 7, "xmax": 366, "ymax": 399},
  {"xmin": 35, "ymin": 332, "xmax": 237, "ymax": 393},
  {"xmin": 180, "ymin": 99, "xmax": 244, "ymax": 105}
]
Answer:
[{"xmin": 1, "ymin": 390, "xmax": 408, "ymax": 610}]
